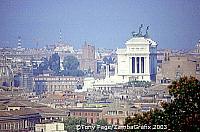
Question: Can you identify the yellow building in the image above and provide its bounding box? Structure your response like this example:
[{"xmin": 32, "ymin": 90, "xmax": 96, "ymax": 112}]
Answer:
[{"xmin": 157, "ymin": 55, "xmax": 197, "ymax": 83}]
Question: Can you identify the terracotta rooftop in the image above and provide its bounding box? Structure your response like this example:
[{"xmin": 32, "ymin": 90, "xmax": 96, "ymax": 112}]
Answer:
[
  {"xmin": 0, "ymin": 108, "xmax": 41, "ymax": 120},
  {"xmin": 0, "ymin": 95, "xmax": 10, "ymax": 100},
  {"xmin": 68, "ymin": 108, "xmax": 103, "ymax": 112},
  {"xmin": 7, "ymin": 101, "xmax": 29, "ymax": 107},
  {"xmin": 33, "ymin": 107, "xmax": 68, "ymax": 115}
]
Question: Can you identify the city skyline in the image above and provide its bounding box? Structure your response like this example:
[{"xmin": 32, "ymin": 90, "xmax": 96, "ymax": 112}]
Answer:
[
  {"xmin": 0, "ymin": 0, "xmax": 200, "ymax": 49},
  {"xmin": 0, "ymin": 1, "xmax": 200, "ymax": 130}
]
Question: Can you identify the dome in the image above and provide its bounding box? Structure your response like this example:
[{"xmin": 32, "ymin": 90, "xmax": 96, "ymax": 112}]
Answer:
[{"xmin": 54, "ymin": 44, "xmax": 75, "ymax": 53}]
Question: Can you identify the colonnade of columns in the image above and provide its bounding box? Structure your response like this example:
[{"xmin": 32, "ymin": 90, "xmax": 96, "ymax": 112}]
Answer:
[{"xmin": 131, "ymin": 57, "xmax": 145, "ymax": 74}]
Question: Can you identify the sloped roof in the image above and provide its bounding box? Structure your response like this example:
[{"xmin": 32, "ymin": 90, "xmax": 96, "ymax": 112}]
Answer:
[
  {"xmin": 7, "ymin": 101, "xmax": 29, "ymax": 107},
  {"xmin": 0, "ymin": 108, "xmax": 40, "ymax": 118}
]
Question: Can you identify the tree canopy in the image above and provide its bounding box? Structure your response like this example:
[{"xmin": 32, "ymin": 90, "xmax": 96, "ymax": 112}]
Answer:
[
  {"xmin": 62, "ymin": 55, "xmax": 84, "ymax": 77},
  {"xmin": 38, "ymin": 57, "xmax": 49, "ymax": 74},
  {"xmin": 49, "ymin": 53, "xmax": 60, "ymax": 74},
  {"xmin": 63, "ymin": 55, "xmax": 79, "ymax": 70},
  {"xmin": 64, "ymin": 117, "xmax": 87, "ymax": 132},
  {"xmin": 125, "ymin": 76, "xmax": 200, "ymax": 131},
  {"xmin": 95, "ymin": 119, "xmax": 109, "ymax": 126}
]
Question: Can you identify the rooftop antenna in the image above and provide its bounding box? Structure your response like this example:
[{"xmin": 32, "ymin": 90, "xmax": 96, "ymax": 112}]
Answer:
[
  {"xmin": 84, "ymin": 40, "xmax": 88, "ymax": 46},
  {"xmin": 59, "ymin": 29, "xmax": 62, "ymax": 43},
  {"xmin": 33, "ymin": 38, "xmax": 39, "ymax": 49},
  {"xmin": 17, "ymin": 36, "xmax": 22, "ymax": 49}
]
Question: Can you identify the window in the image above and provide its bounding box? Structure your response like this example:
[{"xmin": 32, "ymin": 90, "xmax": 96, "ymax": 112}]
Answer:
[
  {"xmin": 141, "ymin": 57, "xmax": 144, "ymax": 73},
  {"xmin": 91, "ymin": 118, "xmax": 93, "ymax": 124},
  {"xmin": 178, "ymin": 65, "xmax": 180, "ymax": 68},
  {"xmin": 111, "ymin": 118, "xmax": 113, "ymax": 124},
  {"xmin": 132, "ymin": 57, "xmax": 135, "ymax": 73},
  {"xmin": 137, "ymin": 57, "xmax": 140, "ymax": 73},
  {"xmin": 11, "ymin": 123, "xmax": 14, "ymax": 130},
  {"xmin": 56, "ymin": 124, "xmax": 58, "ymax": 130},
  {"xmin": 4, "ymin": 124, "xmax": 6, "ymax": 130},
  {"xmin": 117, "ymin": 119, "xmax": 120, "ymax": 125},
  {"xmin": 7, "ymin": 124, "xmax": 10, "ymax": 129},
  {"xmin": 15, "ymin": 123, "xmax": 18, "ymax": 130},
  {"xmin": 118, "ymin": 111, "xmax": 123, "ymax": 114}
]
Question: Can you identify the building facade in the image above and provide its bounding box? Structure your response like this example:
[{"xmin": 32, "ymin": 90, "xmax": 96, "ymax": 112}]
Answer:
[
  {"xmin": 116, "ymin": 32, "xmax": 157, "ymax": 82},
  {"xmin": 0, "ymin": 108, "xmax": 41, "ymax": 131},
  {"xmin": 0, "ymin": 60, "xmax": 13, "ymax": 87},
  {"xmin": 22, "ymin": 66, "xmax": 33, "ymax": 91},
  {"xmin": 33, "ymin": 76, "xmax": 83, "ymax": 94},
  {"xmin": 35, "ymin": 122, "xmax": 66, "ymax": 132},
  {"xmin": 69, "ymin": 108, "xmax": 103, "ymax": 124},
  {"xmin": 80, "ymin": 42, "xmax": 96, "ymax": 73},
  {"xmin": 157, "ymin": 55, "xmax": 197, "ymax": 83}
]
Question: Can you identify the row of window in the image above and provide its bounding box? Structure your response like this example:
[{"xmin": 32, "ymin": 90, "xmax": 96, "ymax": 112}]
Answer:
[
  {"xmin": 0, "ymin": 120, "xmax": 34, "ymax": 130},
  {"xmin": 72, "ymin": 112, "xmax": 100, "ymax": 117},
  {"xmin": 107, "ymin": 111, "xmax": 124, "ymax": 115},
  {"xmin": 105, "ymin": 118, "xmax": 120, "ymax": 125},
  {"xmin": 35, "ymin": 84, "xmax": 75, "ymax": 92},
  {"xmin": 34, "ymin": 77, "xmax": 79, "ymax": 81},
  {"xmin": 130, "ymin": 47, "xmax": 146, "ymax": 51},
  {"xmin": 132, "ymin": 57, "xmax": 145, "ymax": 73}
]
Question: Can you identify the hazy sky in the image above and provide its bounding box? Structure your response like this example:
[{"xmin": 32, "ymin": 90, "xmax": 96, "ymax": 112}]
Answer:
[{"xmin": 0, "ymin": 0, "xmax": 200, "ymax": 50}]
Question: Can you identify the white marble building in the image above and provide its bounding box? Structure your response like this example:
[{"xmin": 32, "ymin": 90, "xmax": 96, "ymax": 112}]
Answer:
[
  {"xmin": 81, "ymin": 26, "xmax": 158, "ymax": 92},
  {"xmin": 116, "ymin": 29, "xmax": 157, "ymax": 82}
]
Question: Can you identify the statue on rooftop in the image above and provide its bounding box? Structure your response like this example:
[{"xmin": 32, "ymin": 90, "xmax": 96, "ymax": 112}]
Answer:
[
  {"xmin": 144, "ymin": 26, "xmax": 149, "ymax": 38},
  {"xmin": 137, "ymin": 24, "xmax": 143, "ymax": 36},
  {"xmin": 132, "ymin": 31, "xmax": 137, "ymax": 37},
  {"xmin": 132, "ymin": 24, "xmax": 144, "ymax": 37}
]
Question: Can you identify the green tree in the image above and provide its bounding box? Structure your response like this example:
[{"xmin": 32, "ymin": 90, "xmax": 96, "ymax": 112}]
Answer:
[
  {"xmin": 62, "ymin": 55, "xmax": 84, "ymax": 77},
  {"xmin": 125, "ymin": 76, "xmax": 200, "ymax": 131},
  {"xmin": 49, "ymin": 53, "xmax": 60, "ymax": 74},
  {"xmin": 103, "ymin": 57, "xmax": 109, "ymax": 64},
  {"xmin": 162, "ymin": 76, "xmax": 200, "ymax": 131},
  {"xmin": 95, "ymin": 119, "xmax": 109, "ymax": 126},
  {"xmin": 38, "ymin": 57, "xmax": 49, "ymax": 74},
  {"xmin": 93, "ymin": 119, "xmax": 111, "ymax": 132},
  {"xmin": 64, "ymin": 117, "xmax": 87, "ymax": 132},
  {"xmin": 63, "ymin": 55, "xmax": 79, "ymax": 70}
]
